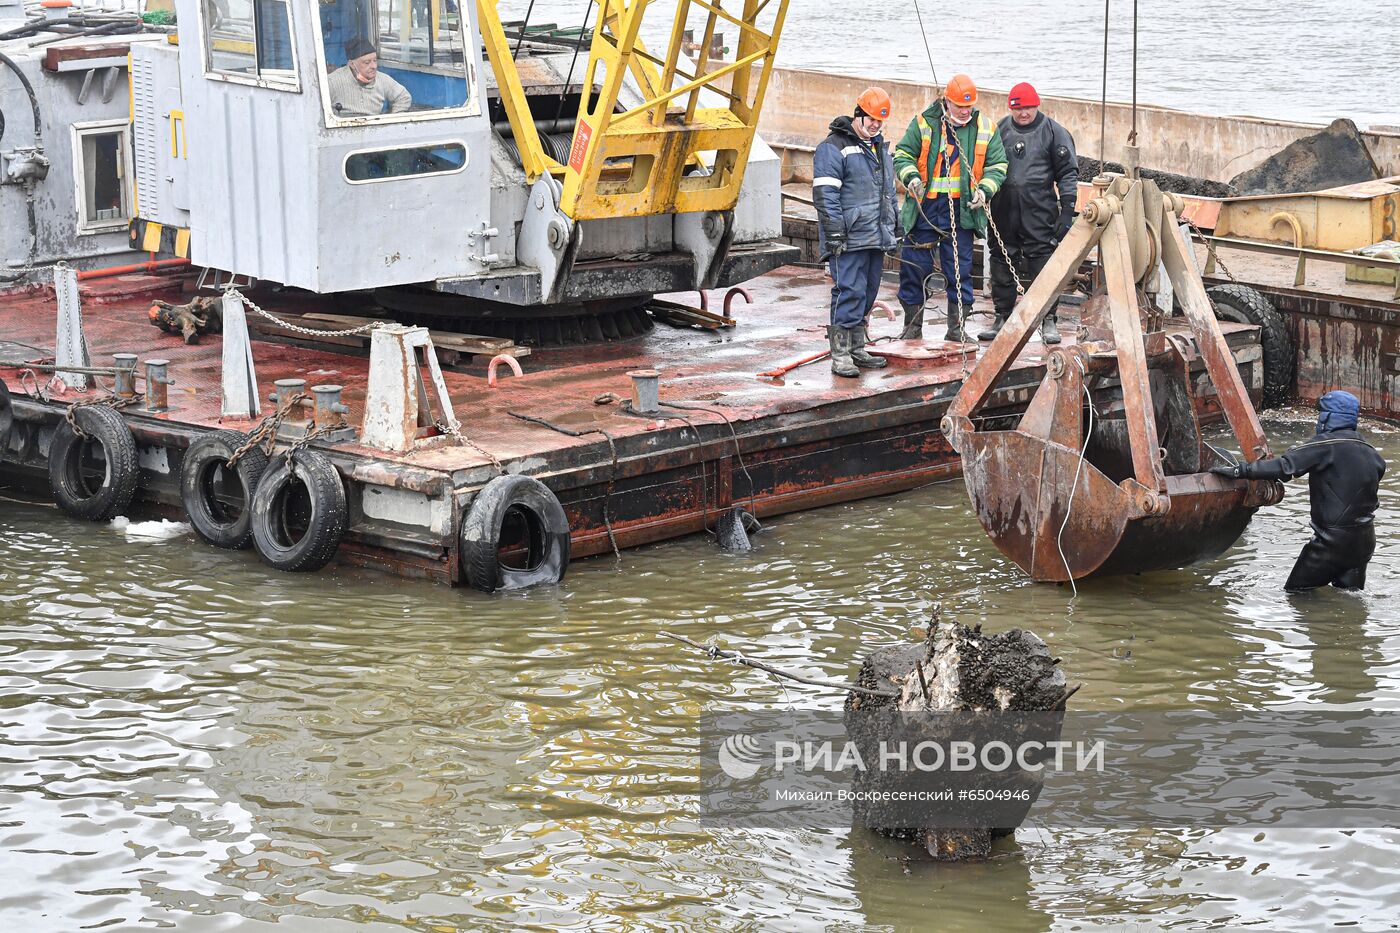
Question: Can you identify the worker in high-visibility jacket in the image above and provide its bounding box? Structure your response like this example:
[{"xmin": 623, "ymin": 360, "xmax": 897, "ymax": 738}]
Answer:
[{"xmin": 893, "ymin": 74, "xmax": 1008, "ymax": 342}]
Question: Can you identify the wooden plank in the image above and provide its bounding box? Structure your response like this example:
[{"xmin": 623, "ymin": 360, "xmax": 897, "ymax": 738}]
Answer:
[{"xmin": 299, "ymin": 313, "xmax": 519, "ymax": 354}]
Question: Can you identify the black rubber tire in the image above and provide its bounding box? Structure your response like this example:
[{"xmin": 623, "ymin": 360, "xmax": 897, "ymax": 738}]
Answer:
[
  {"xmin": 47, "ymin": 404, "xmax": 139, "ymax": 521},
  {"xmin": 180, "ymin": 430, "xmax": 269, "ymax": 550},
  {"xmin": 0, "ymin": 376, "xmax": 12, "ymax": 460},
  {"xmin": 460, "ymin": 474, "xmax": 571, "ymax": 593},
  {"xmin": 250, "ymin": 449, "xmax": 347, "ymax": 572},
  {"xmin": 1207, "ymin": 283, "xmax": 1294, "ymax": 408}
]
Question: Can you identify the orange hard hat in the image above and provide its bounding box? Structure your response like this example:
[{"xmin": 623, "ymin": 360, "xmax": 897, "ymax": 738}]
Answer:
[
  {"xmin": 856, "ymin": 86, "xmax": 892, "ymax": 122},
  {"xmin": 944, "ymin": 73, "xmax": 977, "ymax": 108}
]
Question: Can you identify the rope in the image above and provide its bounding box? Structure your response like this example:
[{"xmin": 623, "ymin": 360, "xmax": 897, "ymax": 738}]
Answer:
[
  {"xmin": 661, "ymin": 632, "xmax": 899, "ymax": 698},
  {"xmin": 554, "ymin": 0, "xmax": 596, "ymax": 122},
  {"xmin": 658, "ymin": 401, "xmax": 759, "ymax": 520},
  {"xmin": 1129, "ymin": 0, "xmax": 1139, "ymax": 146},
  {"xmin": 910, "ymin": 0, "xmax": 939, "ymax": 86},
  {"xmin": 512, "ymin": 0, "xmax": 537, "ymax": 58},
  {"xmin": 506, "ymin": 410, "xmax": 622, "ymax": 566}
]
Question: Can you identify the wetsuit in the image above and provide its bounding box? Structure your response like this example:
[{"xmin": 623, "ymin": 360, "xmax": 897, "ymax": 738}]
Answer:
[{"xmin": 1235, "ymin": 428, "xmax": 1386, "ymax": 591}]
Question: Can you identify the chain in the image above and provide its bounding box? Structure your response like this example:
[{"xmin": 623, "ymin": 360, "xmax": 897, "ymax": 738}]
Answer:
[
  {"xmin": 942, "ymin": 114, "xmax": 1027, "ymax": 296},
  {"xmin": 1, "ymin": 262, "xmax": 61, "ymax": 282},
  {"xmin": 1183, "ymin": 218, "xmax": 1238, "ymax": 284},
  {"xmin": 225, "ymin": 392, "xmax": 308, "ymax": 468},
  {"xmin": 435, "ymin": 417, "xmax": 505, "ymax": 473},
  {"xmin": 225, "ymin": 287, "xmax": 384, "ymax": 338},
  {"xmin": 64, "ymin": 394, "xmax": 142, "ymax": 437}
]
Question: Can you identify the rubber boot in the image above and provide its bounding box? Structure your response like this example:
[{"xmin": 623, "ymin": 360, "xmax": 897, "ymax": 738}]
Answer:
[
  {"xmin": 850, "ymin": 327, "xmax": 889, "ymax": 369},
  {"xmin": 979, "ymin": 312, "xmax": 1009, "ymax": 342},
  {"xmin": 943, "ymin": 304, "xmax": 968, "ymax": 343},
  {"xmin": 898, "ymin": 300, "xmax": 924, "ymax": 340},
  {"xmin": 1039, "ymin": 312, "xmax": 1062, "ymax": 344},
  {"xmin": 829, "ymin": 327, "xmax": 858, "ymax": 377}
]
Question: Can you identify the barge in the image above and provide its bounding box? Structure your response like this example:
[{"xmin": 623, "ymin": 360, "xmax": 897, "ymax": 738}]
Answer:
[{"xmin": 2, "ymin": 3, "xmax": 1390, "ymax": 590}]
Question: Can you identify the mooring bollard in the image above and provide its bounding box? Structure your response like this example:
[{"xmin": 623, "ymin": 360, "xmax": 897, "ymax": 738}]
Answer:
[
  {"xmin": 311, "ymin": 384, "xmax": 349, "ymax": 430},
  {"xmin": 112, "ymin": 353, "xmax": 138, "ymax": 399},
  {"xmin": 144, "ymin": 359, "xmax": 172, "ymax": 412},
  {"xmin": 269, "ymin": 378, "xmax": 309, "ymax": 421},
  {"xmin": 629, "ymin": 369, "xmax": 660, "ymax": 414}
]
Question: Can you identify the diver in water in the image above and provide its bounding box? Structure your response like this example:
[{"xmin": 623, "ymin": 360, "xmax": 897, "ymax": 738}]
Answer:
[{"xmin": 1212, "ymin": 390, "xmax": 1386, "ymax": 592}]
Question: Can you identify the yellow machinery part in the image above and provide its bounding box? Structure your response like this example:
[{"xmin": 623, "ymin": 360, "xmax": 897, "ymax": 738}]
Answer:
[{"xmin": 479, "ymin": 0, "xmax": 789, "ymax": 220}]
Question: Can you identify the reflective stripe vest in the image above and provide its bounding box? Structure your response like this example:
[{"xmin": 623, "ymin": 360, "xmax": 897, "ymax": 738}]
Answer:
[{"xmin": 915, "ymin": 113, "xmax": 995, "ymax": 198}]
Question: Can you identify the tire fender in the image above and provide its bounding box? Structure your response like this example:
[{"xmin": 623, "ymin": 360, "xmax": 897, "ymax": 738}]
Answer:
[
  {"xmin": 0, "ymin": 377, "xmax": 12, "ymax": 459},
  {"xmin": 460, "ymin": 474, "xmax": 571, "ymax": 593},
  {"xmin": 1207, "ymin": 283, "xmax": 1293, "ymax": 408},
  {"xmin": 180, "ymin": 430, "xmax": 269, "ymax": 550},
  {"xmin": 47, "ymin": 404, "xmax": 139, "ymax": 521},
  {"xmin": 250, "ymin": 449, "xmax": 347, "ymax": 572}
]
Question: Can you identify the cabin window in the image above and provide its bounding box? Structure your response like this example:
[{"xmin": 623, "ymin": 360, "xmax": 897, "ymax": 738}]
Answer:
[
  {"xmin": 71, "ymin": 121, "xmax": 131, "ymax": 234},
  {"xmin": 204, "ymin": 0, "xmax": 299, "ymax": 88},
  {"xmin": 343, "ymin": 141, "xmax": 467, "ymax": 183},
  {"xmin": 317, "ymin": 0, "xmax": 474, "ymax": 124}
]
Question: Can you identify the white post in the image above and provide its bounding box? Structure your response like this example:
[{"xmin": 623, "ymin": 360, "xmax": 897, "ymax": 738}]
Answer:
[
  {"xmin": 53, "ymin": 263, "xmax": 90, "ymax": 391},
  {"xmin": 220, "ymin": 290, "xmax": 261, "ymax": 418}
]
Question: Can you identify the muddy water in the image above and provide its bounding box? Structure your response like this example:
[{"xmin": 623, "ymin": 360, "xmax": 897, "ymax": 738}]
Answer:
[
  {"xmin": 507, "ymin": 0, "xmax": 1400, "ymax": 126},
  {"xmin": 2, "ymin": 413, "xmax": 1398, "ymax": 930}
]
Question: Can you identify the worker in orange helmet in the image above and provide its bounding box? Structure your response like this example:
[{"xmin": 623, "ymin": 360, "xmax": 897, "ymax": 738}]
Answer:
[
  {"xmin": 893, "ymin": 74, "xmax": 1008, "ymax": 342},
  {"xmin": 811, "ymin": 86, "xmax": 899, "ymax": 377}
]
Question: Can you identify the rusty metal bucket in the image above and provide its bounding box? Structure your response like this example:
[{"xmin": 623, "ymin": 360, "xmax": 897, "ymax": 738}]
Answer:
[
  {"xmin": 943, "ymin": 175, "xmax": 1284, "ymax": 582},
  {"xmin": 961, "ymin": 430, "xmax": 1280, "ymax": 582}
]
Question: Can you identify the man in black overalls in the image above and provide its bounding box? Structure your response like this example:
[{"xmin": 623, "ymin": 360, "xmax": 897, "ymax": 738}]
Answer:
[
  {"xmin": 982, "ymin": 82, "xmax": 1078, "ymax": 343},
  {"xmin": 1213, "ymin": 391, "xmax": 1386, "ymax": 591}
]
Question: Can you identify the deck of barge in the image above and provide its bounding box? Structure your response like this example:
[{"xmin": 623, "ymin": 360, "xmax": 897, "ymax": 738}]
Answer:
[{"xmin": 0, "ymin": 265, "xmax": 1264, "ymax": 584}]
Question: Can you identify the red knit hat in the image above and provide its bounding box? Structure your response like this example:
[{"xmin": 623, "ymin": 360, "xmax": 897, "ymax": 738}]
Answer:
[{"xmin": 1007, "ymin": 82, "xmax": 1041, "ymax": 108}]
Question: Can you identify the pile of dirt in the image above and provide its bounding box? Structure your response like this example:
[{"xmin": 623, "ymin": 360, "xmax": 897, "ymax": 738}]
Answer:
[
  {"xmin": 1229, "ymin": 118, "xmax": 1382, "ymax": 196},
  {"xmin": 1077, "ymin": 156, "xmax": 1237, "ymax": 199}
]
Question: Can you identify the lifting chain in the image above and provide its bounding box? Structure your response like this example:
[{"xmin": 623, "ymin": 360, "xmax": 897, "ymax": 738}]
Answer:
[
  {"xmin": 942, "ymin": 114, "xmax": 1027, "ymax": 297},
  {"xmin": 224, "ymin": 287, "xmax": 385, "ymax": 338}
]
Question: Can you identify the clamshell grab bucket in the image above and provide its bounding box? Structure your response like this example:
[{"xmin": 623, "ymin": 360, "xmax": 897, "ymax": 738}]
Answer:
[{"xmin": 942, "ymin": 175, "xmax": 1284, "ymax": 582}]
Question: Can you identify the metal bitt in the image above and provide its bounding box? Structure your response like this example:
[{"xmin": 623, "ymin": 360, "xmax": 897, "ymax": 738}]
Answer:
[
  {"xmin": 112, "ymin": 354, "xmax": 138, "ymax": 398},
  {"xmin": 270, "ymin": 378, "xmax": 308, "ymax": 417},
  {"xmin": 628, "ymin": 369, "xmax": 660, "ymax": 414},
  {"xmin": 310, "ymin": 384, "xmax": 358, "ymax": 444},
  {"xmin": 143, "ymin": 359, "xmax": 174, "ymax": 412}
]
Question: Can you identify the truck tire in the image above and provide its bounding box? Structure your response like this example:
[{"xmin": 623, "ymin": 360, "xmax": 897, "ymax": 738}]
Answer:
[
  {"xmin": 181, "ymin": 430, "xmax": 268, "ymax": 549},
  {"xmin": 1207, "ymin": 283, "xmax": 1293, "ymax": 408},
  {"xmin": 48, "ymin": 404, "xmax": 139, "ymax": 521},
  {"xmin": 250, "ymin": 449, "xmax": 347, "ymax": 572},
  {"xmin": 0, "ymin": 377, "xmax": 12, "ymax": 459},
  {"xmin": 460, "ymin": 474, "xmax": 570, "ymax": 593}
]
